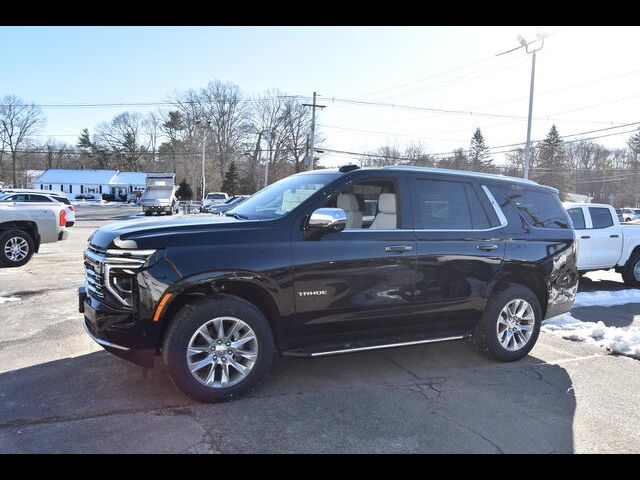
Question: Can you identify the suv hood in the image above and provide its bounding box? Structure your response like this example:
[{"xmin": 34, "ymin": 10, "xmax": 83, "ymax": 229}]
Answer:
[{"xmin": 90, "ymin": 215, "xmax": 247, "ymax": 250}]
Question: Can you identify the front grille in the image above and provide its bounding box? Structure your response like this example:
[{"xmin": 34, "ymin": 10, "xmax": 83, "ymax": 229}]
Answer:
[{"xmin": 84, "ymin": 245, "xmax": 106, "ymax": 299}]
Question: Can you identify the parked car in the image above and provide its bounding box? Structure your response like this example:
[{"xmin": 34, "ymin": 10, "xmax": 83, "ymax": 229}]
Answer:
[
  {"xmin": 79, "ymin": 165, "xmax": 578, "ymax": 402},
  {"xmin": 0, "ymin": 192, "xmax": 76, "ymax": 227},
  {"xmin": 203, "ymin": 195, "xmax": 249, "ymax": 215},
  {"xmin": 615, "ymin": 208, "xmax": 624, "ymax": 222},
  {"xmin": 75, "ymin": 194, "xmax": 98, "ymax": 201},
  {"xmin": 202, "ymin": 192, "xmax": 229, "ymax": 209},
  {"xmin": 564, "ymin": 202, "xmax": 640, "ymax": 285},
  {"xmin": 0, "ymin": 202, "xmax": 68, "ymax": 267},
  {"xmin": 619, "ymin": 208, "xmax": 640, "ymax": 222}
]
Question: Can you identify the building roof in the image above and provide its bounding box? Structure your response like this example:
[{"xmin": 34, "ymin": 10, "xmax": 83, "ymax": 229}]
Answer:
[
  {"xmin": 36, "ymin": 169, "xmax": 118, "ymax": 184},
  {"xmin": 111, "ymin": 172, "xmax": 148, "ymax": 185}
]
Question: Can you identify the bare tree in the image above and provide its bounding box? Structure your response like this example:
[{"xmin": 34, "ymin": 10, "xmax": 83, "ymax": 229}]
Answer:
[
  {"xmin": 94, "ymin": 112, "xmax": 148, "ymax": 171},
  {"xmin": 0, "ymin": 95, "xmax": 45, "ymax": 186}
]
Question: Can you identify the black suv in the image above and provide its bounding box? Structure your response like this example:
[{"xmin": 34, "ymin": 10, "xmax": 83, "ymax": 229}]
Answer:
[{"xmin": 79, "ymin": 166, "xmax": 578, "ymax": 402}]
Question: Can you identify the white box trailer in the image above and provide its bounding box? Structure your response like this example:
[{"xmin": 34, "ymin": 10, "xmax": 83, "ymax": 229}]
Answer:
[{"xmin": 141, "ymin": 173, "xmax": 178, "ymax": 216}]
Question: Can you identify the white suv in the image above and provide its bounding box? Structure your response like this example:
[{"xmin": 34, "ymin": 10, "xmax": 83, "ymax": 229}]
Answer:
[{"xmin": 0, "ymin": 191, "xmax": 76, "ymax": 226}]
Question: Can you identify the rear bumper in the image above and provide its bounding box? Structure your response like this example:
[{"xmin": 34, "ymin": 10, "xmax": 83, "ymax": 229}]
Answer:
[
  {"xmin": 78, "ymin": 287, "xmax": 155, "ymax": 368},
  {"xmin": 143, "ymin": 205, "xmax": 173, "ymax": 213}
]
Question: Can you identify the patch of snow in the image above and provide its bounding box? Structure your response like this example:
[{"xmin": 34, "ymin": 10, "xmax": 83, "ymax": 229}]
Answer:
[
  {"xmin": 0, "ymin": 295, "xmax": 20, "ymax": 304},
  {"xmin": 572, "ymin": 289, "xmax": 640, "ymax": 308},
  {"xmin": 542, "ymin": 313, "xmax": 640, "ymax": 359}
]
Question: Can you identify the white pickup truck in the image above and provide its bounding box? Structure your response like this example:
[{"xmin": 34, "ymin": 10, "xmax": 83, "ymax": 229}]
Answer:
[
  {"xmin": 564, "ymin": 202, "xmax": 640, "ymax": 286},
  {"xmin": 0, "ymin": 202, "xmax": 69, "ymax": 267}
]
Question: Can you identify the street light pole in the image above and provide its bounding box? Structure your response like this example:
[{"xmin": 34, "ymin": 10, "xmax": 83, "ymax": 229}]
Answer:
[
  {"xmin": 523, "ymin": 50, "xmax": 537, "ymax": 180},
  {"xmin": 264, "ymin": 127, "xmax": 274, "ymax": 188},
  {"xmin": 497, "ymin": 30, "xmax": 547, "ymax": 180}
]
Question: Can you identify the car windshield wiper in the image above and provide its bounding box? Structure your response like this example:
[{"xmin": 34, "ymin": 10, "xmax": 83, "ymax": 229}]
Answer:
[{"xmin": 225, "ymin": 212, "xmax": 249, "ymax": 220}]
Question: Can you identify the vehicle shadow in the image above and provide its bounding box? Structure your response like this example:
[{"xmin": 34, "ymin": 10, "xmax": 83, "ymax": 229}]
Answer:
[
  {"xmin": 0, "ymin": 341, "xmax": 577, "ymax": 453},
  {"xmin": 576, "ymin": 273, "xmax": 640, "ymax": 328}
]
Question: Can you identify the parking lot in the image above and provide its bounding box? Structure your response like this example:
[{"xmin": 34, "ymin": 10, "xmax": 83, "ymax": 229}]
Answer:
[{"xmin": 0, "ymin": 204, "xmax": 639, "ymax": 453}]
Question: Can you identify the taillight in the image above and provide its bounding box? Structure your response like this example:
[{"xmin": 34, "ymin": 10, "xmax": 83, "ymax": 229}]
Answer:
[{"xmin": 59, "ymin": 209, "xmax": 67, "ymax": 226}]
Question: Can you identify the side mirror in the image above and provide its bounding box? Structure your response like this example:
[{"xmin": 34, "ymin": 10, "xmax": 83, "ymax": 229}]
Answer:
[{"xmin": 306, "ymin": 208, "xmax": 347, "ymax": 238}]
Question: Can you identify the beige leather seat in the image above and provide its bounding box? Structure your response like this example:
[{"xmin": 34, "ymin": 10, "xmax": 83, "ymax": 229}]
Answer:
[
  {"xmin": 370, "ymin": 193, "xmax": 397, "ymax": 229},
  {"xmin": 337, "ymin": 193, "xmax": 363, "ymax": 229}
]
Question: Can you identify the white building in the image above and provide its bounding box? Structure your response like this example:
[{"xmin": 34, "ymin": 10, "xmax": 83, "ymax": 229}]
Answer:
[{"xmin": 33, "ymin": 169, "xmax": 148, "ymax": 201}]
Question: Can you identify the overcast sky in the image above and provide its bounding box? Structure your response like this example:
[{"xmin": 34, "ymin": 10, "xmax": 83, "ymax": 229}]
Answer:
[{"xmin": 2, "ymin": 26, "xmax": 639, "ymax": 166}]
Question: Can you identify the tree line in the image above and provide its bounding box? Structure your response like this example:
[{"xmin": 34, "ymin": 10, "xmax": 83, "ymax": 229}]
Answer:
[
  {"xmin": 0, "ymin": 82, "xmax": 315, "ymax": 198},
  {"xmin": 2, "ymin": 84, "xmax": 640, "ymax": 206}
]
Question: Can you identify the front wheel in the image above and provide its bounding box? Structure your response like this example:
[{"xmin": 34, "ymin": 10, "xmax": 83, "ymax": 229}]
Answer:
[
  {"xmin": 474, "ymin": 285, "xmax": 541, "ymax": 362},
  {"xmin": 0, "ymin": 229, "xmax": 35, "ymax": 268},
  {"xmin": 622, "ymin": 252, "xmax": 640, "ymax": 287},
  {"xmin": 163, "ymin": 296, "xmax": 275, "ymax": 402}
]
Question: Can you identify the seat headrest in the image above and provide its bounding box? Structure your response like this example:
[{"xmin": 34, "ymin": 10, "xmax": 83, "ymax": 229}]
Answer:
[
  {"xmin": 378, "ymin": 193, "xmax": 396, "ymax": 214},
  {"xmin": 337, "ymin": 193, "xmax": 359, "ymax": 211}
]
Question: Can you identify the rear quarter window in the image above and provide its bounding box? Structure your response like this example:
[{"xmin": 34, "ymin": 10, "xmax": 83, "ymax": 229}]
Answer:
[{"xmin": 489, "ymin": 186, "xmax": 570, "ymax": 229}]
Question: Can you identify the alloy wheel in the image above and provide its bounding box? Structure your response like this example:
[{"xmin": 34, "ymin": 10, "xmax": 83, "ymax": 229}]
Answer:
[
  {"xmin": 4, "ymin": 237, "xmax": 29, "ymax": 262},
  {"xmin": 496, "ymin": 299, "xmax": 535, "ymax": 351},
  {"xmin": 186, "ymin": 316, "xmax": 258, "ymax": 388}
]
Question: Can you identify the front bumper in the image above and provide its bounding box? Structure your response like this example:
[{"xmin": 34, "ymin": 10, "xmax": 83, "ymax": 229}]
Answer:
[{"xmin": 78, "ymin": 287, "xmax": 155, "ymax": 367}]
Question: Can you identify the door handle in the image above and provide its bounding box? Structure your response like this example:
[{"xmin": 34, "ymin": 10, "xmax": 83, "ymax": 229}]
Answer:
[
  {"xmin": 477, "ymin": 244, "xmax": 498, "ymax": 251},
  {"xmin": 581, "ymin": 235, "xmax": 591, "ymax": 239},
  {"xmin": 610, "ymin": 234, "xmax": 620, "ymax": 238},
  {"xmin": 384, "ymin": 245, "xmax": 413, "ymax": 253}
]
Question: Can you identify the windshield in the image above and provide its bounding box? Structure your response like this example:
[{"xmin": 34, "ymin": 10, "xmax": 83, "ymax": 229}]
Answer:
[
  {"xmin": 229, "ymin": 173, "xmax": 336, "ymax": 220},
  {"xmin": 206, "ymin": 193, "xmax": 226, "ymax": 200}
]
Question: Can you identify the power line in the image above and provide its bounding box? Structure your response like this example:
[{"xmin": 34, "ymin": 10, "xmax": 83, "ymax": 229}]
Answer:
[
  {"xmin": 319, "ymin": 125, "xmax": 640, "ymax": 162},
  {"xmin": 0, "ymin": 95, "xmax": 310, "ymax": 109}
]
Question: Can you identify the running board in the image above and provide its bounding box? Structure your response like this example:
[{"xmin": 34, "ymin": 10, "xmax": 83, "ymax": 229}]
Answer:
[{"xmin": 283, "ymin": 334, "xmax": 468, "ymax": 358}]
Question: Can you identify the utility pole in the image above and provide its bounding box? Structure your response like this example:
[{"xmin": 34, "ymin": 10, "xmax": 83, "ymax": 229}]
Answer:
[
  {"xmin": 303, "ymin": 92, "xmax": 325, "ymax": 170},
  {"xmin": 497, "ymin": 29, "xmax": 547, "ymax": 179},
  {"xmin": 264, "ymin": 128, "xmax": 274, "ymax": 188},
  {"xmin": 196, "ymin": 118, "xmax": 211, "ymax": 201}
]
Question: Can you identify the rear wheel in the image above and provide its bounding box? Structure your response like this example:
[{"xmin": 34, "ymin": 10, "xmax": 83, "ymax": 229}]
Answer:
[
  {"xmin": 474, "ymin": 285, "xmax": 541, "ymax": 362},
  {"xmin": 0, "ymin": 229, "xmax": 35, "ymax": 268},
  {"xmin": 163, "ymin": 295, "xmax": 275, "ymax": 402},
  {"xmin": 622, "ymin": 252, "xmax": 640, "ymax": 287}
]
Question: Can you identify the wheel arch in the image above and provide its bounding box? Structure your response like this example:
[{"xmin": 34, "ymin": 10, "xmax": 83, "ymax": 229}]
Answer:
[
  {"xmin": 489, "ymin": 269, "xmax": 548, "ymax": 318},
  {"xmin": 155, "ymin": 273, "xmax": 282, "ymax": 350},
  {"xmin": 0, "ymin": 221, "xmax": 40, "ymax": 251}
]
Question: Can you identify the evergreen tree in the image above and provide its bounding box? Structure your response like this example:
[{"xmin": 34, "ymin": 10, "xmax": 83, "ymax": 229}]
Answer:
[
  {"xmin": 221, "ymin": 161, "xmax": 239, "ymax": 195},
  {"xmin": 628, "ymin": 127, "xmax": 640, "ymax": 168},
  {"xmin": 469, "ymin": 128, "xmax": 493, "ymax": 172},
  {"xmin": 535, "ymin": 124, "xmax": 572, "ymax": 197},
  {"xmin": 176, "ymin": 179, "xmax": 193, "ymax": 200}
]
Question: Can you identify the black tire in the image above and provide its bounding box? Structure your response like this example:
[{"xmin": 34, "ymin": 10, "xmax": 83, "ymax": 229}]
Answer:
[
  {"xmin": 473, "ymin": 284, "xmax": 542, "ymax": 362},
  {"xmin": 622, "ymin": 252, "xmax": 640, "ymax": 287},
  {"xmin": 163, "ymin": 295, "xmax": 275, "ymax": 403},
  {"xmin": 0, "ymin": 229, "xmax": 35, "ymax": 268}
]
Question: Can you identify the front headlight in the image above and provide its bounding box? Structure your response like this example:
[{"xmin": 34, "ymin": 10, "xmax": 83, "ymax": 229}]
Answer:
[{"xmin": 104, "ymin": 249, "xmax": 158, "ymax": 307}]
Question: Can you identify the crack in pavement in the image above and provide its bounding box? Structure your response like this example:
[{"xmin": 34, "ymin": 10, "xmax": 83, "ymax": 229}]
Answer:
[
  {"xmin": 0, "ymin": 402, "xmax": 196, "ymax": 431},
  {"xmin": 432, "ymin": 411, "xmax": 505, "ymax": 454}
]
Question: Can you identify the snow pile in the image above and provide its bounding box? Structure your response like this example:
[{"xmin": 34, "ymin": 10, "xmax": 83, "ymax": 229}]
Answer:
[
  {"xmin": 0, "ymin": 295, "xmax": 20, "ymax": 304},
  {"xmin": 542, "ymin": 289, "xmax": 640, "ymax": 359},
  {"xmin": 572, "ymin": 289, "xmax": 640, "ymax": 308},
  {"xmin": 542, "ymin": 313, "xmax": 640, "ymax": 359}
]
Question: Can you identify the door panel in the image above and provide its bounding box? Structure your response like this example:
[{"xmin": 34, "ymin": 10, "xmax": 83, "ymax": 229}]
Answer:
[
  {"xmin": 410, "ymin": 177, "xmax": 505, "ymax": 332},
  {"xmin": 289, "ymin": 175, "xmax": 417, "ymax": 346},
  {"xmin": 582, "ymin": 206, "xmax": 622, "ymax": 268}
]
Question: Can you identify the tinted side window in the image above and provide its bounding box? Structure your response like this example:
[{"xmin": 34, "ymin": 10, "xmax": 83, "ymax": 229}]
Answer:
[
  {"xmin": 490, "ymin": 186, "xmax": 570, "ymax": 229},
  {"xmin": 465, "ymin": 184, "xmax": 491, "ymax": 229},
  {"xmin": 567, "ymin": 208, "xmax": 586, "ymax": 229},
  {"xmin": 413, "ymin": 179, "xmax": 472, "ymax": 230},
  {"xmin": 29, "ymin": 195, "xmax": 53, "ymax": 202},
  {"xmin": 589, "ymin": 207, "xmax": 614, "ymax": 229}
]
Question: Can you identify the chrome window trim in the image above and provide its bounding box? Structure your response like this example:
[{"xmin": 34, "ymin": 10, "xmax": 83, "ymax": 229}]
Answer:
[{"xmin": 481, "ymin": 185, "xmax": 509, "ymax": 228}]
